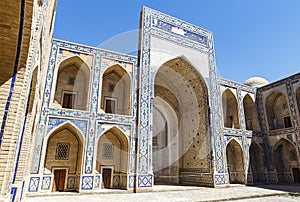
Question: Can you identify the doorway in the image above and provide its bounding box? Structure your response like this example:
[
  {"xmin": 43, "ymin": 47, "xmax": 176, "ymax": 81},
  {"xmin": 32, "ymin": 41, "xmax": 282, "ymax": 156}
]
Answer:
[
  {"xmin": 102, "ymin": 168, "xmax": 112, "ymax": 188},
  {"xmin": 53, "ymin": 169, "xmax": 66, "ymax": 191},
  {"xmin": 292, "ymin": 168, "xmax": 300, "ymax": 183}
]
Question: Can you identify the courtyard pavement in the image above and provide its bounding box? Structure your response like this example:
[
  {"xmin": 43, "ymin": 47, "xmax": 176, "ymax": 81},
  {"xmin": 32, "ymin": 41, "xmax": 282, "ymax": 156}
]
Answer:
[{"xmin": 26, "ymin": 184, "xmax": 300, "ymax": 202}]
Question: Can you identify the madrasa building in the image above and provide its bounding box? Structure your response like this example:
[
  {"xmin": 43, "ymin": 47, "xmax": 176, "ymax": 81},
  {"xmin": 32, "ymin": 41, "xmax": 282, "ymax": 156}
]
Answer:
[{"xmin": 0, "ymin": 1, "xmax": 299, "ymax": 201}]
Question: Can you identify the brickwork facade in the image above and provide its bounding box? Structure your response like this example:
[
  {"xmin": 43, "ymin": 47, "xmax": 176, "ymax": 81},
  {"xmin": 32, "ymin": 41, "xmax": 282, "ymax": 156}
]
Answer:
[{"xmin": 0, "ymin": 4, "xmax": 299, "ymax": 202}]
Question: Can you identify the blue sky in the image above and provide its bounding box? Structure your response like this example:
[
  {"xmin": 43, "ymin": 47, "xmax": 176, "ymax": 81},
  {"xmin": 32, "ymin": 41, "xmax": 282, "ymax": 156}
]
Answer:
[{"xmin": 54, "ymin": 0, "xmax": 300, "ymax": 83}]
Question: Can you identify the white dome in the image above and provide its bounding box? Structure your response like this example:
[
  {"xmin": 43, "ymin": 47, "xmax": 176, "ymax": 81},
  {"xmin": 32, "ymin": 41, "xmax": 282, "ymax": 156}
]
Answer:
[{"xmin": 244, "ymin": 77, "xmax": 269, "ymax": 88}]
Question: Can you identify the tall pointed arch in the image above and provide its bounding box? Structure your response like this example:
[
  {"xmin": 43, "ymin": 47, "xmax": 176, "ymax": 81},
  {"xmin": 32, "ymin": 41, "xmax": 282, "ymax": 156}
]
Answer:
[
  {"xmin": 249, "ymin": 141, "xmax": 266, "ymax": 183},
  {"xmin": 96, "ymin": 126, "xmax": 129, "ymax": 189},
  {"xmin": 222, "ymin": 89, "xmax": 240, "ymax": 129},
  {"xmin": 273, "ymin": 138, "xmax": 300, "ymax": 183},
  {"xmin": 153, "ymin": 56, "xmax": 210, "ymax": 185},
  {"xmin": 101, "ymin": 64, "xmax": 131, "ymax": 115},
  {"xmin": 44, "ymin": 122, "xmax": 84, "ymax": 192},
  {"xmin": 243, "ymin": 94, "xmax": 259, "ymax": 131},
  {"xmin": 54, "ymin": 56, "xmax": 91, "ymax": 110},
  {"xmin": 265, "ymin": 92, "xmax": 292, "ymax": 130},
  {"xmin": 226, "ymin": 139, "xmax": 245, "ymax": 184},
  {"xmin": 296, "ymin": 87, "xmax": 300, "ymax": 117}
]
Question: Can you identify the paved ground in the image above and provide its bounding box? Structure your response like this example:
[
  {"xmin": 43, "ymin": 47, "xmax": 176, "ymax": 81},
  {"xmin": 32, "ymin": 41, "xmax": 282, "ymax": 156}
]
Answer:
[{"xmin": 26, "ymin": 184, "xmax": 300, "ymax": 202}]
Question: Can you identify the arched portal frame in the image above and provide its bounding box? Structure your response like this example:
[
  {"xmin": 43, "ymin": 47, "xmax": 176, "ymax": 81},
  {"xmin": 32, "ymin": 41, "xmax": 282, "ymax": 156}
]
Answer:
[
  {"xmin": 296, "ymin": 87, "xmax": 300, "ymax": 120},
  {"xmin": 100, "ymin": 64, "xmax": 132, "ymax": 115},
  {"xmin": 42, "ymin": 122, "xmax": 86, "ymax": 192},
  {"xmin": 51, "ymin": 55, "xmax": 92, "ymax": 111},
  {"xmin": 249, "ymin": 141, "xmax": 266, "ymax": 183},
  {"xmin": 265, "ymin": 91, "xmax": 292, "ymax": 130},
  {"xmin": 152, "ymin": 56, "xmax": 211, "ymax": 186},
  {"xmin": 273, "ymin": 138, "xmax": 300, "ymax": 183},
  {"xmin": 243, "ymin": 94, "xmax": 260, "ymax": 132},
  {"xmin": 222, "ymin": 89, "xmax": 241, "ymax": 129},
  {"xmin": 152, "ymin": 96, "xmax": 179, "ymax": 184},
  {"xmin": 226, "ymin": 139, "xmax": 246, "ymax": 184},
  {"xmin": 96, "ymin": 126, "xmax": 130, "ymax": 189}
]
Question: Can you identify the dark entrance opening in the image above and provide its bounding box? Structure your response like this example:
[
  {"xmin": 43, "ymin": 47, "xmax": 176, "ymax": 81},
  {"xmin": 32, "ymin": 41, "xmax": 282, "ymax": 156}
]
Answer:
[
  {"xmin": 292, "ymin": 168, "xmax": 300, "ymax": 183},
  {"xmin": 105, "ymin": 99, "xmax": 116, "ymax": 114},
  {"xmin": 53, "ymin": 169, "xmax": 66, "ymax": 191},
  {"xmin": 102, "ymin": 168, "xmax": 112, "ymax": 188}
]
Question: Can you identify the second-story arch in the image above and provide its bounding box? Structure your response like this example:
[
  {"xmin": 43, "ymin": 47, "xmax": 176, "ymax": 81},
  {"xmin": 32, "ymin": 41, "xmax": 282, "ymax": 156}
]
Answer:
[
  {"xmin": 296, "ymin": 87, "xmax": 300, "ymax": 118},
  {"xmin": 54, "ymin": 56, "xmax": 91, "ymax": 110},
  {"xmin": 243, "ymin": 94, "xmax": 260, "ymax": 131},
  {"xmin": 101, "ymin": 65, "xmax": 131, "ymax": 115},
  {"xmin": 265, "ymin": 92, "xmax": 292, "ymax": 130},
  {"xmin": 222, "ymin": 89, "xmax": 240, "ymax": 129}
]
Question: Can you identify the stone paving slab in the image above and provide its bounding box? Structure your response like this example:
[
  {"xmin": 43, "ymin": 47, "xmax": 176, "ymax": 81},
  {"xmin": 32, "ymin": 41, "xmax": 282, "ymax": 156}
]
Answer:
[{"xmin": 26, "ymin": 184, "xmax": 300, "ymax": 202}]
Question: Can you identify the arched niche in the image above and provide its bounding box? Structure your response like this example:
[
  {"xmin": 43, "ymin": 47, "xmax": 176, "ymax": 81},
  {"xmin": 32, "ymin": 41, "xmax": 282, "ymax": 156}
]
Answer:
[
  {"xmin": 222, "ymin": 89, "xmax": 240, "ymax": 129},
  {"xmin": 249, "ymin": 142, "xmax": 266, "ymax": 183},
  {"xmin": 44, "ymin": 123, "xmax": 84, "ymax": 192},
  {"xmin": 273, "ymin": 138, "xmax": 300, "ymax": 183},
  {"xmin": 96, "ymin": 127, "xmax": 129, "ymax": 189},
  {"xmin": 243, "ymin": 94, "xmax": 260, "ymax": 131},
  {"xmin": 226, "ymin": 139, "xmax": 245, "ymax": 184},
  {"xmin": 54, "ymin": 56, "xmax": 91, "ymax": 110},
  {"xmin": 265, "ymin": 92, "xmax": 292, "ymax": 130},
  {"xmin": 153, "ymin": 56, "xmax": 210, "ymax": 185},
  {"xmin": 296, "ymin": 87, "xmax": 300, "ymax": 118},
  {"xmin": 101, "ymin": 65, "xmax": 131, "ymax": 115}
]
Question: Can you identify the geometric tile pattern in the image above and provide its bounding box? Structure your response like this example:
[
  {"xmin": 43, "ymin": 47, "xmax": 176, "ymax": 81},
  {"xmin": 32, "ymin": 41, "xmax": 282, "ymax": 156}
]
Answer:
[
  {"xmin": 28, "ymin": 177, "xmax": 40, "ymax": 192},
  {"xmin": 138, "ymin": 175, "xmax": 152, "ymax": 188},
  {"xmin": 30, "ymin": 37, "xmax": 138, "ymax": 188},
  {"xmin": 94, "ymin": 175, "xmax": 101, "ymax": 188},
  {"xmin": 81, "ymin": 176, "xmax": 93, "ymax": 190},
  {"xmin": 67, "ymin": 176, "xmax": 76, "ymax": 190},
  {"xmin": 41, "ymin": 176, "xmax": 51, "ymax": 190}
]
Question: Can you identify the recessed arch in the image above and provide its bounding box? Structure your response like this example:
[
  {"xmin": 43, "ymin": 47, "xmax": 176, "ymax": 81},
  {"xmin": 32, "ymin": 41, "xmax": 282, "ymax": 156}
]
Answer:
[
  {"xmin": 153, "ymin": 56, "xmax": 210, "ymax": 185},
  {"xmin": 44, "ymin": 122, "xmax": 84, "ymax": 192},
  {"xmin": 222, "ymin": 89, "xmax": 240, "ymax": 129},
  {"xmin": 296, "ymin": 87, "xmax": 300, "ymax": 118},
  {"xmin": 273, "ymin": 138, "xmax": 300, "ymax": 183},
  {"xmin": 243, "ymin": 94, "xmax": 259, "ymax": 131},
  {"xmin": 96, "ymin": 126, "xmax": 129, "ymax": 189},
  {"xmin": 101, "ymin": 64, "xmax": 132, "ymax": 115},
  {"xmin": 54, "ymin": 56, "xmax": 91, "ymax": 110},
  {"xmin": 249, "ymin": 141, "xmax": 266, "ymax": 183},
  {"xmin": 226, "ymin": 139, "xmax": 245, "ymax": 184},
  {"xmin": 265, "ymin": 92, "xmax": 292, "ymax": 130}
]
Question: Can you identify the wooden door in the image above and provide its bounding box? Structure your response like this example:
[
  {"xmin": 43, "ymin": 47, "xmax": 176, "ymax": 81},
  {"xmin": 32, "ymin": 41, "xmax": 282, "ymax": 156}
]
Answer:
[
  {"xmin": 292, "ymin": 168, "xmax": 300, "ymax": 183},
  {"xmin": 102, "ymin": 168, "xmax": 112, "ymax": 188},
  {"xmin": 53, "ymin": 169, "xmax": 66, "ymax": 191}
]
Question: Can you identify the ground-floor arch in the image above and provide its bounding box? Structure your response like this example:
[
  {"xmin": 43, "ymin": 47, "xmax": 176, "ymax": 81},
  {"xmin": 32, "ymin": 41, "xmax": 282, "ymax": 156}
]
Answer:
[
  {"xmin": 152, "ymin": 97, "xmax": 179, "ymax": 184},
  {"xmin": 96, "ymin": 127, "xmax": 129, "ymax": 189},
  {"xmin": 226, "ymin": 139, "xmax": 246, "ymax": 184},
  {"xmin": 152, "ymin": 57, "xmax": 211, "ymax": 186},
  {"xmin": 249, "ymin": 141, "xmax": 266, "ymax": 183},
  {"xmin": 44, "ymin": 124, "xmax": 84, "ymax": 192},
  {"xmin": 274, "ymin": 138, "xmax": 300, "ymax": 183}
]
